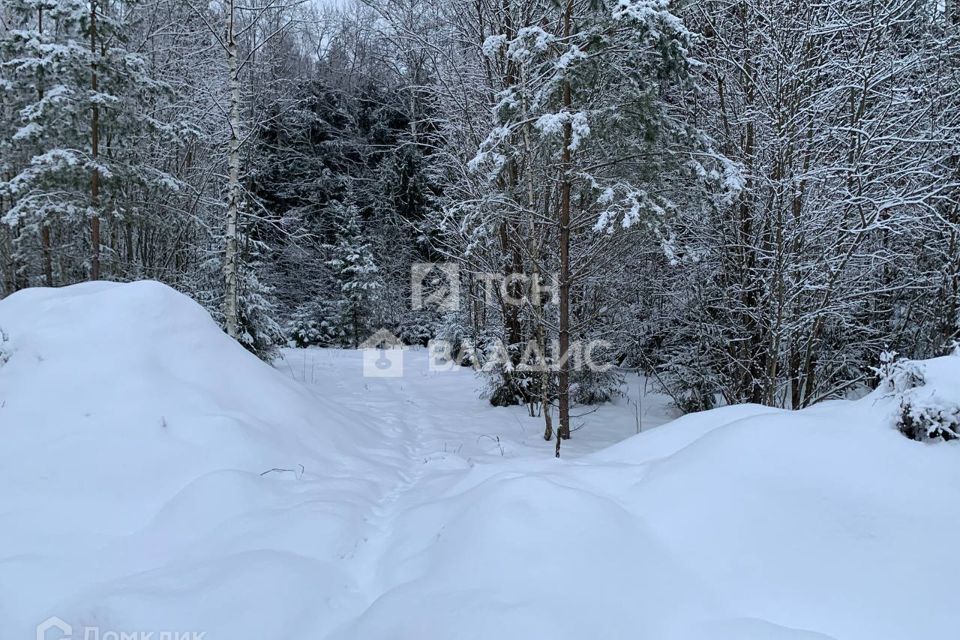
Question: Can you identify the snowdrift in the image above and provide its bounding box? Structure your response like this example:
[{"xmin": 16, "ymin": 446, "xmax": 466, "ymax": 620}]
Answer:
[
  {"xmin": 2, "ymin": 280, "xmax": 960, "ymax": 640},
  {"xmin": 0, "ymin": 282, "xmax": 393, "ymax": 638},
  {"xmin": 333, "ymin": 393, "xmax": 960, "ymax": 640}
]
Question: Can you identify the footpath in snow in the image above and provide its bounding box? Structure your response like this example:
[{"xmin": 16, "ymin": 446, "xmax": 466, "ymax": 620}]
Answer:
[{"xmin": 2, "ymin": 281, "xmax": 960, "ymax": 640}]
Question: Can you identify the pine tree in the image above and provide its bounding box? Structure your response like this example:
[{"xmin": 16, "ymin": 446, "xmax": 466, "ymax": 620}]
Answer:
[
  {"xmin": 456, "ymin": 0, "xmax": 708, "ymax": 453},
  {"xmin": 0, "ymin": 0, "xmax": 175, "ymax": 285},
  {"xmin": 0, "ymin": 0, "xmax": 90, "ymax": 285}
]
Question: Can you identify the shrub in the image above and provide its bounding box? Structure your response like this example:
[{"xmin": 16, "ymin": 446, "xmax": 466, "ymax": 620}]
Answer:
[
  {"xmin": 287, "ymin": 300, "xmax": 349, "ymax": 347},
  {"xmin": 876, "ymin": 351, "xmax": 960, "ymax": 443},
  {"xmin": 898, "ymin": 401, "xmax": 960, "ymax": 442}
]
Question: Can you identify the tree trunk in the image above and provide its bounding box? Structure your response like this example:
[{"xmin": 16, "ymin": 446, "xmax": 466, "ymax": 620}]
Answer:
[
  {"xmin": 38, "ymin": 5, "xmax": 53, "ymax": 287},
  {"xmin": 556, "ymin": 0, "xmax": 573, "ymax": 454},
  {"xmin": 1, "ymin": 224, "xmax": 18, "ymax": 294},
  {"xmin": 89, "ymin": 0, "xmax": 101, "ymax": 280},
  {"xmin": 539, "ymin": 320, "xmax": 553, "ymax": 441},
  {"xmin": 41, "ymin": 226, "xmax": 53, "ymax": 286},
  {"xmin": 224, "ymin": 0, "xmax": 241, "ymax": 340}
]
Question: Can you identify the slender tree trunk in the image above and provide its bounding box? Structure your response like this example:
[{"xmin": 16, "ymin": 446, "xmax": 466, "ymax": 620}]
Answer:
[
  {"xmin": 41, "ymin": 227, "xmax": 53, "ymax": 286},
  {"xmin": 538, "ymin": 320, "xmax": 553, "ymax": 441},
  {"xmin": 224, "ymin": 0, "xmax": 241, "ymax": 340},
  {"xmin": 522, "ymin": 98, "xmax": 553, "ymax": 441},
  {"xmin": 38, "ymin": 6, "xmax": 53, "ymax": 286},
  {"xmin": 89, "ymin": 0, "xmax": 101, "ymax": 280},
  {"xmin": 125, "ymin": 221, "xmax": 134, "ymax": 267},
  {"xmin": 1, "ymin": 223, "xmax": 18, "ymax": 294},
  {"xmin": 556, "ymin": 0, "xmax": 573, "ymax": 454}
]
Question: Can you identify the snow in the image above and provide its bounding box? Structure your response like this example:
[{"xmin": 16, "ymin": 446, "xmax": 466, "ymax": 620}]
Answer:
[
  {"xmin": 12, "ymin": 121, "xmax": 42, "ymax": 141},
  {"xmin": 611, "ymin": 0, "xmax": 690, "ymax": 40},
  {"xmin": 3, "ymin": 280, "xmax": 960, "ymax": 640},
  {"xmin": 0, "ymin": 282, "xmax": 388, "ymax": 638},
  {"xmin": 506, "ymin": 27, "xmax": 554, "ymax": 63},
  {"xmin": 534, "ymin": 111, "xmax": 590, "ymax": 151},
  {"xmin": 481, "ymin": 34, "xmax": 507, "ymax": 59}
]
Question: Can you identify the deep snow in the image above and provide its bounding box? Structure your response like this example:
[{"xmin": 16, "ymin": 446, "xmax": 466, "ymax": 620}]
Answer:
[{"xmin": 2, "ymin": 281, "xmax": 959, "ymax": 640}]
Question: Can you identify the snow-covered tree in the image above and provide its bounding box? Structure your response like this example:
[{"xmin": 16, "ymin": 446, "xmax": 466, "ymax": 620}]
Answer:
[
  {"xmin": 326, "ymin": 203, "xmax": 383, "ymax": 347},
  {"xmin": 429, "ymin": 0, "xmax": 710, "ymax": 450},
  {"xmin": 649, "ymin": 0, "xmax": 960, "ymax": 409},
  {"xmin": 0, "ymin": 0, "xmax": 177, "ymax": 286}
]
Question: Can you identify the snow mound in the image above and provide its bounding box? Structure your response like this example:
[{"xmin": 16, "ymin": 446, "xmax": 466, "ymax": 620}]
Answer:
[
  {"xmin": 0, "ymin": 282, "xmax": 387, "ymax": 638},
  {"xmin": 327, "ymin": 354, "xmax": 960, "ymax": 640}
]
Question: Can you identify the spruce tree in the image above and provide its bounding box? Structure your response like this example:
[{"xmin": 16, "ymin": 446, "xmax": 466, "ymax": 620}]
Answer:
[{"xmin": 326, "ymin": 203, "xmax": 383, "ymax": 347}]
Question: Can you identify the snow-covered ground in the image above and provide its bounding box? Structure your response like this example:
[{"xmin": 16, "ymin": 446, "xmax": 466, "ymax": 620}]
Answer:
[
  {"xmin": 2, "ymin": 281, "xmax": 960, "ymax": 640},
  {"xmin": 277, "ymin": 346, "xmax": 676, "ymax": 462}
]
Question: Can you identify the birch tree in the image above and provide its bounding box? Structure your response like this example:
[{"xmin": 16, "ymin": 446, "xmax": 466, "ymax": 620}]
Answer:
[{"xmin": 185, "ymin": 0, "xmax": 303, "ymax": 340}]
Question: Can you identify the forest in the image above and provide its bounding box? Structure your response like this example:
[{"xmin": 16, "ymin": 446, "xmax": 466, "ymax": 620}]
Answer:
[
  {"xmin": 5, "ymin": 1, "xmax": 960, "ymax": 637},
  {"xmin": 2, "ymin": 0, "xmax": 959, "ymax": 434}
]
